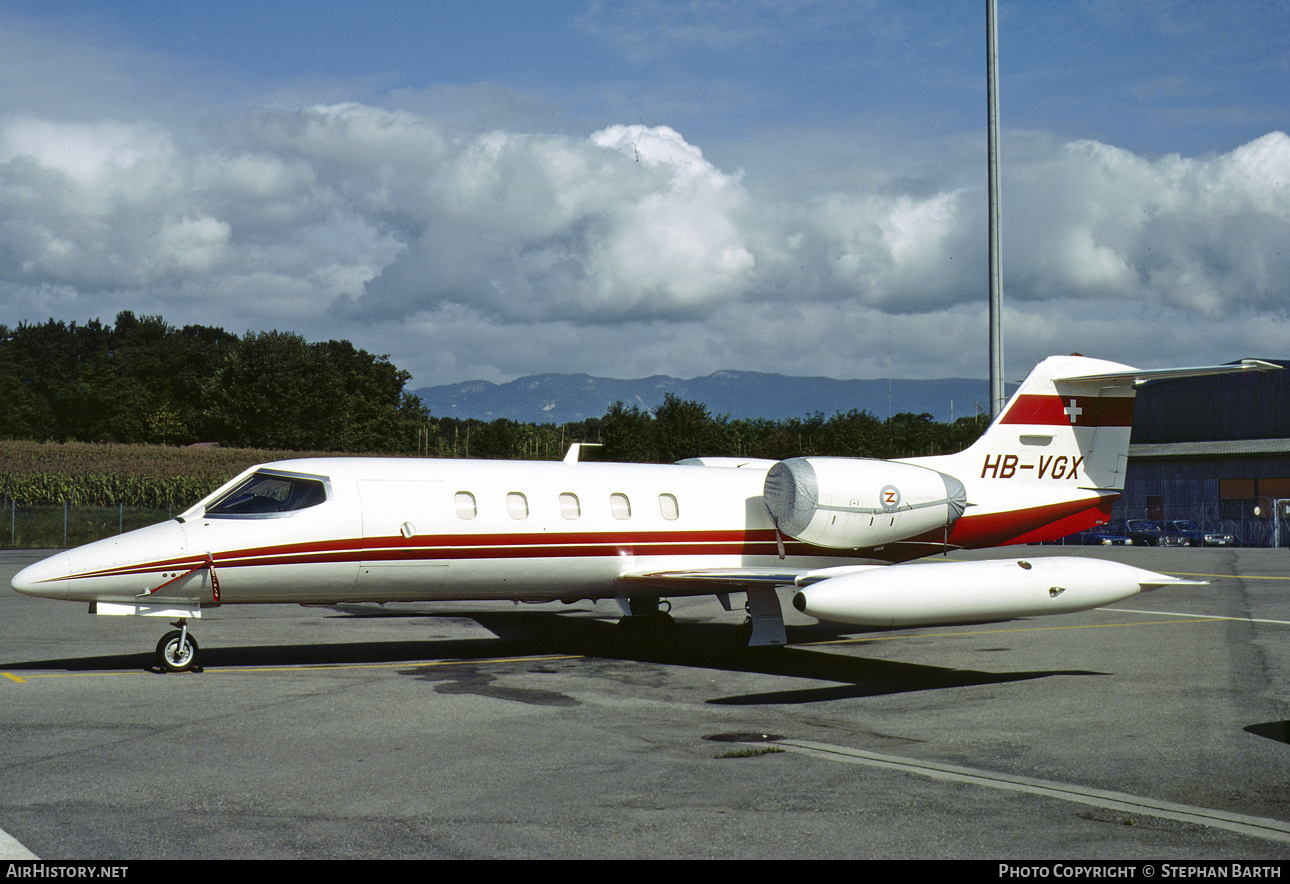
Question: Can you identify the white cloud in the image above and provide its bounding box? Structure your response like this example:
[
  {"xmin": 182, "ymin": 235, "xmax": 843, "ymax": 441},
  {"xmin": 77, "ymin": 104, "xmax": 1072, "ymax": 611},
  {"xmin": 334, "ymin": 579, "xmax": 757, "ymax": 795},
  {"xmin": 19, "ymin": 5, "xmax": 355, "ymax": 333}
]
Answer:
[
  {"xmin": 351, "ymin": 119, "xmax": 757, "ymax": 322},
  {"xmin": 0, "ymin": 94, "xmax": 1287, "ymax": 386},
  {"xmin": 1002, "ymin": 132, "xmax": 1290, "ymax": 322}
]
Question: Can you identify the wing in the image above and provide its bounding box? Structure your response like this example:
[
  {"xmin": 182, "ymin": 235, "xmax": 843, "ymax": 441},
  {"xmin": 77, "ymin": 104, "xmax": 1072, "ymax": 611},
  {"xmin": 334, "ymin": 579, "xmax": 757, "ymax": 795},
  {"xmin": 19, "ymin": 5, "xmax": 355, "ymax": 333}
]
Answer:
[
  {"xmin": 615, "ymin": 564, "xmax": 888, "ymax": 647},
  {"xmin": 616, "ymin": 563, "xmax": 886, "ymax": 592}
]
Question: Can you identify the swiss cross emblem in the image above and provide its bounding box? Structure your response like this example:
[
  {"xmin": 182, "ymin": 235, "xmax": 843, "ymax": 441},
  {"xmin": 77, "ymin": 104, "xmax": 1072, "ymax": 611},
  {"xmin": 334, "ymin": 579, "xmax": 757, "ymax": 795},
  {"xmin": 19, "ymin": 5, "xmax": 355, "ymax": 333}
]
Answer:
[{"xmin": 1063, "ymin": 399, "xmax": 1083, "ymax": 424}]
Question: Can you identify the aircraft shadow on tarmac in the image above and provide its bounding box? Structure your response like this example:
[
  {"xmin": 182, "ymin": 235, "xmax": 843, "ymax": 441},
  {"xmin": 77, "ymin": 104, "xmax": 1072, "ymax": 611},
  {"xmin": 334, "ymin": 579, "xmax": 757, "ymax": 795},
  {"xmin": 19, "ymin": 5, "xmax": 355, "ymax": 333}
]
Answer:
[
  {"xmin": 1245, "ymin": 721, "xmax": 1290, "ymax": 744},
  {"xmin": 456, "ymin": 609, "xmax": 1105, "ymax": 704},
  {"xmin": 2, "ymin": 606, "xmax": 1105, "ymax": 703}
]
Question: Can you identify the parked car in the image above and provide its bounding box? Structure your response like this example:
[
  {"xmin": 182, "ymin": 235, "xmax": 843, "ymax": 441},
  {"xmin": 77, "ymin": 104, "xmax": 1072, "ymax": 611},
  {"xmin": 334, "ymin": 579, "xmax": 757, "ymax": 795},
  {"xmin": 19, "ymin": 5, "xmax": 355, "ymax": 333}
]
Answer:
[
  {"xmin": 1073, "ymin": 523, "xmax": 1133, "ymax": 545},
  {"xmin": 1099, "ymin": 516, "xmax": 1171, "ymax": 544},
  {"xmin": 1102, "ymin": 519, "xmax": 1141, "ymax": 545},
  {"xmin": 1115, "ymin": 519, "xmax": 1186, "ymax": 547},
  {"xmin": 1162, "ymin": 520, "xmax": 1237, "ymax": 547}
]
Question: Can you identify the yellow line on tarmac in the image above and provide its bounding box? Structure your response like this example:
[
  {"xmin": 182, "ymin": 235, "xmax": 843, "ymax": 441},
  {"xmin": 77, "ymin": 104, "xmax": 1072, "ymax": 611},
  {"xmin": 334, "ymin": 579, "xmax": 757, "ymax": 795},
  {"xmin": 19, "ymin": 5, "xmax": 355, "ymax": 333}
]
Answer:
[
  {"xmin": 203, "ymin": 653, "xmax": 584, "ymax": 675},
  {"xmin": 2, "ymin": 671, "xmax": 118, "ymax": 681},
  {"xmin": 805, "ymin": 617, "xmax": 1229, "ymax": 647}
]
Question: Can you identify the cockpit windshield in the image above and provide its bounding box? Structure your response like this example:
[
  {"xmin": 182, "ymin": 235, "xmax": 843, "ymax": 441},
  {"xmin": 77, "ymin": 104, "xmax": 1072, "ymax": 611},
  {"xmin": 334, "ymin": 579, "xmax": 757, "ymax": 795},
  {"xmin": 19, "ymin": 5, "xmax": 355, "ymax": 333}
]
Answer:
[{"xmin": 203, "ymin": 470, "xmax": 329, "ymax": 518}]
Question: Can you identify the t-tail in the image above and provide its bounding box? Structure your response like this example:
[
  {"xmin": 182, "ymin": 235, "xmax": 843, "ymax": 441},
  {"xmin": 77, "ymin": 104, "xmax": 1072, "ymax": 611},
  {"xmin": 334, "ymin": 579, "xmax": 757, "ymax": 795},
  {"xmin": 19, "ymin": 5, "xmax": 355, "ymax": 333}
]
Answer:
[{"xmin": 903, "ymin": 354, "xmax": 1278, "ymax": 550}]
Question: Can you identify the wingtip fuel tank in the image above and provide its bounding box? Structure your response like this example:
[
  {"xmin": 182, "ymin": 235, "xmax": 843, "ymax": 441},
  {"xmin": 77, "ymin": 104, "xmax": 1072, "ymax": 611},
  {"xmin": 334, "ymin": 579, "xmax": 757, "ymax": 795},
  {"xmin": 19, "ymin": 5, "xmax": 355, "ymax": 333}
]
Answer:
[{"xmin": 791, "ymin": 556, "xmax": 1195, "ymax": 628}]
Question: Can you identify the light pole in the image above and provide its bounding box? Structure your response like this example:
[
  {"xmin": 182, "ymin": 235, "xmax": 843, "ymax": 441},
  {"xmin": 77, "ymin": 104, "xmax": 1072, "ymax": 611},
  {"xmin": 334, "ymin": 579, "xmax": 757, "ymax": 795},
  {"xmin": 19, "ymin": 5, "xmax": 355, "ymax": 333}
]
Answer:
[{"xmin": 987, "ymin": 0, "xmax": 1004, "ymax": 418}]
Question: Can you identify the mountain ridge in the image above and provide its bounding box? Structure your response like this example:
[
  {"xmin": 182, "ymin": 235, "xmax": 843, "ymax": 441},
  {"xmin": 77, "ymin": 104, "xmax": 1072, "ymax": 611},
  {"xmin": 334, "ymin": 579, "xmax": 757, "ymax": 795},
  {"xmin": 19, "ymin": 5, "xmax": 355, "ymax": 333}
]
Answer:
[{"xmin": 413, "ymin": 370, "xmax": 992, "ymax": 425}]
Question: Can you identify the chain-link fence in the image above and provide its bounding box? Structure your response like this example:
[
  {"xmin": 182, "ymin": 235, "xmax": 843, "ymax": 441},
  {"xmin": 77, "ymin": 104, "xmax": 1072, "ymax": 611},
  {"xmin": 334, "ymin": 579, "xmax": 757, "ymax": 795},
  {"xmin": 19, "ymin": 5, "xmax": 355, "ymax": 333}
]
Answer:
[
  {"xmin": 1119, "ymin": 502, "xmax": 1290, "ymax": 547},
  {"xmin": 2, "ymin": 502, "xmax": 175, "ymax": 549},
  {"xmin": 1051, "ymin": 501, "xmax": 1289, "ymax": 547}
]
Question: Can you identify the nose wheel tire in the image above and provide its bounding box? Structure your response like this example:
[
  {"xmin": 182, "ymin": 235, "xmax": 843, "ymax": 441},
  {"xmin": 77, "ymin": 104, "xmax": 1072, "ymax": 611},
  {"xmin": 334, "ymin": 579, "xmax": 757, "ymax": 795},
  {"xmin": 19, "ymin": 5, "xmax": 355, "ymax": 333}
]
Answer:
[{"xmin": 156, "ymin": 630, "xmax": 199, "ymax": 672}]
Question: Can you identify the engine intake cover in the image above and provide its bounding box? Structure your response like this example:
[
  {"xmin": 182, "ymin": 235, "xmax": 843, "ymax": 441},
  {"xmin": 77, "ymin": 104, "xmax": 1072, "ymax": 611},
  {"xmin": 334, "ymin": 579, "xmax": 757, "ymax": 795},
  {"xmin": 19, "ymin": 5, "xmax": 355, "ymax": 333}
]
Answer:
[{"xmin": 764, "ymin": 457, "xmax": 966, "ymax": 549}]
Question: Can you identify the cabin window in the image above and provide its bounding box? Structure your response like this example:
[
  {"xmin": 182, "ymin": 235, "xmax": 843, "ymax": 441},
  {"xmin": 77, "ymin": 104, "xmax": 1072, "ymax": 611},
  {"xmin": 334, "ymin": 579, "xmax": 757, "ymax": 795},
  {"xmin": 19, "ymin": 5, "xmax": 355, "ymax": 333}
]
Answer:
[
  {"xmin": 559, "ymin": 492, "xmax": 581, "ymax": 520},
  {"xmin": 204, "ymin": 470, "xmax": 328, "ymax": 518},
  {"xmin": 610, "ymin": 493, "xmax": 631, "ymax": 520},
  {"xmin": 455, "ymin": 491, "xmax": 477, "ymax": 520},
  {"xmin": 658, "ymin": 493, "xmax": 680, "ymax": 521},
  {"xmin": 507, "ymin": 492, "xmax": 529, "ymax": 520}
]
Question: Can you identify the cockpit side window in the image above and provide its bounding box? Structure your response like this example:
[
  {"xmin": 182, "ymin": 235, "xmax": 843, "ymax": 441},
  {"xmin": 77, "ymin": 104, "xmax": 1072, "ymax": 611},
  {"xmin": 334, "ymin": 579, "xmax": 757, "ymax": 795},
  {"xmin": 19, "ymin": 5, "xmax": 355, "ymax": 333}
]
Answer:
[{"xmin": 204, "ymin": 471, "xmax": 329, "ymax": 518}]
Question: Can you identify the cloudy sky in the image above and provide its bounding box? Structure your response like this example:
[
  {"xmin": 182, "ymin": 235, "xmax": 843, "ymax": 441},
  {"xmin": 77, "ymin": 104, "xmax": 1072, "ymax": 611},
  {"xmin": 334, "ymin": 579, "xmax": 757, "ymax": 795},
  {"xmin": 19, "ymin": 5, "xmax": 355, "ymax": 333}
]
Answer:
[{"xmin": 2, "ymin": 1, "xmax": 1288, "ymax": 392}]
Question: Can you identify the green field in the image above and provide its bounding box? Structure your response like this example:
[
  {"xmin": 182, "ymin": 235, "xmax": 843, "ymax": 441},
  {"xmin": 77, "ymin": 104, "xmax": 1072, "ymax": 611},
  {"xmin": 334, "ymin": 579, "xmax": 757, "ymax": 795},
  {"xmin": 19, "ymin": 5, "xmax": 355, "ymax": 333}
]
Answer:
[{"xmin": 0, "ymin": 439, "xmax": 356, "ymax": 548}]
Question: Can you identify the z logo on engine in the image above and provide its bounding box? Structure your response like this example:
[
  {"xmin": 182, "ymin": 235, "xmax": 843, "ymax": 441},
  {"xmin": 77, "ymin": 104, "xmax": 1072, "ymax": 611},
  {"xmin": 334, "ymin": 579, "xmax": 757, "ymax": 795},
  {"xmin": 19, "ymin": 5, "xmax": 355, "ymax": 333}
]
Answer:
[{"xmin": 880, "ymin": 485, "xmax": 901, "ymax": 510}]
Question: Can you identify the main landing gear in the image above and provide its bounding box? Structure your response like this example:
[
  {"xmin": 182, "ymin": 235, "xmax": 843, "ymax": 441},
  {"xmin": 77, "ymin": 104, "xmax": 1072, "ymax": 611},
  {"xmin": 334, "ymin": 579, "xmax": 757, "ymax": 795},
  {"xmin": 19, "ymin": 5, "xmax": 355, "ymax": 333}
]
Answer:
[
  {"xmin": 617, "ymin": 595, "xmax": 675, "ymax": 635},
  {"xmin": 617, "ymin": 589, "xmax": 788, "ymax": 648},
  {"xmin": 155, "ymin": 619, "xmax": 200, "ymax": 672}
]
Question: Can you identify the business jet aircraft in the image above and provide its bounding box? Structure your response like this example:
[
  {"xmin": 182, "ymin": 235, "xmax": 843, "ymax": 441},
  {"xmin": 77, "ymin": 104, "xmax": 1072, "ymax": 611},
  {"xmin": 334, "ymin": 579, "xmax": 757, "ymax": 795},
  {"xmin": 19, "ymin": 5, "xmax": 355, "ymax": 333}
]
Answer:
[{"xmin": 11, "ymin": 354, "xmax": 1271, "ymax": 671}]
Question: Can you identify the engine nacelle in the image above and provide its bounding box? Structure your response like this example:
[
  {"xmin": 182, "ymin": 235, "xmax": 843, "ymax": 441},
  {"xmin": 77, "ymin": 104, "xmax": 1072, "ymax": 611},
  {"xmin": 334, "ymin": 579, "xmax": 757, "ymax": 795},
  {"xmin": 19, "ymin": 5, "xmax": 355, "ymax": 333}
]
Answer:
[
  {"xmin": 792, "ymin": 556, "xmax": 1182, "ymax": 627},
  {"xmin": 763, "ymin": 457, "xmax": 966, "ymax": 549}
]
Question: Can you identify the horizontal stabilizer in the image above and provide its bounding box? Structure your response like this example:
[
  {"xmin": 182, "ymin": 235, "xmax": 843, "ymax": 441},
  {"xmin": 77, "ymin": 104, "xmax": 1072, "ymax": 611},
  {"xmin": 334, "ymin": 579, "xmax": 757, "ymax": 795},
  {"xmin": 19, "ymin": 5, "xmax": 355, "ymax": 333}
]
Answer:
[{"xmin": 1056, "ymin": 359, "xmax": 1279, "ymax": 386}]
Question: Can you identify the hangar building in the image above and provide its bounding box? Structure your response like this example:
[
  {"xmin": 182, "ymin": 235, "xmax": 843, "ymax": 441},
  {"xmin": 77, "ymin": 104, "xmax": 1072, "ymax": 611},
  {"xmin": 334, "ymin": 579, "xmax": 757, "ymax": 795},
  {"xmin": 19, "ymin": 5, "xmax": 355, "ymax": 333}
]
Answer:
[{"xmin": 1115, "ymin": 359, "xmax": 1290, "ymax": 546}]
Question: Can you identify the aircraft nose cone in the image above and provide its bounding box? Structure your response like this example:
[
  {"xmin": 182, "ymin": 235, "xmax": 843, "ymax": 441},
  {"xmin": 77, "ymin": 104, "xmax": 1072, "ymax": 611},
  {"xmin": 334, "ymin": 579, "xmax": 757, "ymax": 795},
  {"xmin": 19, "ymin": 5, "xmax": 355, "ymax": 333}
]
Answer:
[{"xmin": 11, "ymin": 552, "xmax": 71, "ymax": 599}]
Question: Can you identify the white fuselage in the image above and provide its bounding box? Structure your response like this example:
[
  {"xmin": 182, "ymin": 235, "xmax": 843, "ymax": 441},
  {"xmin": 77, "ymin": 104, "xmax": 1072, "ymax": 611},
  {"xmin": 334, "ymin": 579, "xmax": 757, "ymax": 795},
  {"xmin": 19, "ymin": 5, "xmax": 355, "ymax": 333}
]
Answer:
[
  {"xmin": 13, "ymin": 457, "xmax": 867, "ymax": 609},
  {"xmin": 18, "ymin": 351, "xmax": 1255, "ymax": 644}
]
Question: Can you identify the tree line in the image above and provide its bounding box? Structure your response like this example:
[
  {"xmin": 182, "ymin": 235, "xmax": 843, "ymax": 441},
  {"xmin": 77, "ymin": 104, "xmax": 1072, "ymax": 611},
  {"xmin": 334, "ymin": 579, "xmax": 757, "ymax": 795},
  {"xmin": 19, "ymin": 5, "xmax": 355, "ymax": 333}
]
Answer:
[
  {"xmin": 418, "ymin": 389, "xmax": 988, "ymax": 463},
  {"xmin": 1, "ymin": 313, "xmax": 988, "ymax": 461},
  {"xmin": 0, "ymin": 313, "xmax": 427, "ymax": 451}
]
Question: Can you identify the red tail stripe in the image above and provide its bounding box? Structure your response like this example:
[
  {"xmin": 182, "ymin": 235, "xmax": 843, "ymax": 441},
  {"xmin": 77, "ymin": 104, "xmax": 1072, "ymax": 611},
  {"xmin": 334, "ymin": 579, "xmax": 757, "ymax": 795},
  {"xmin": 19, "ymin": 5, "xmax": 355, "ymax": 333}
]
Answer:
[{"xmin": 1000, "ymin": 394, "xmax": 1133, "ymax": 427}]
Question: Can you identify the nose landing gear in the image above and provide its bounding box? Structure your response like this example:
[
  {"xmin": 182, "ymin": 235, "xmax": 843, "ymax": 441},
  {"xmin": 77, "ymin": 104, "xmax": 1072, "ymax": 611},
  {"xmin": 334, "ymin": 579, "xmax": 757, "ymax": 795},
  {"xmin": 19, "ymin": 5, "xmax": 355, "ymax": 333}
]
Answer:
[{"xmin": 155, "ymin": 620, "xmax": 200, "ymax": 672}]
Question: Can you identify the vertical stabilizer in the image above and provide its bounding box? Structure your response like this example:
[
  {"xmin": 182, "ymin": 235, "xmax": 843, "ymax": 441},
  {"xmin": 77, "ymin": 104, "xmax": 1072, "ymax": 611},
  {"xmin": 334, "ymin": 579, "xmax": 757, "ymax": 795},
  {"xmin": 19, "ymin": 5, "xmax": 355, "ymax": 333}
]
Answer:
[
  {"xmin": 904, "ymin": 355, "xmax": 1276, "ymax": 548},
  {"xmin": 985, "ymin": 354, "xmax": 1136, "ymax": 490},
  {"xmin": 913, "ymin": 354, "xmax": 1136, "ymax": 491},
  {"xmin": 902, "ymin": 355, "xmax": 1137, "ymax": 547}
]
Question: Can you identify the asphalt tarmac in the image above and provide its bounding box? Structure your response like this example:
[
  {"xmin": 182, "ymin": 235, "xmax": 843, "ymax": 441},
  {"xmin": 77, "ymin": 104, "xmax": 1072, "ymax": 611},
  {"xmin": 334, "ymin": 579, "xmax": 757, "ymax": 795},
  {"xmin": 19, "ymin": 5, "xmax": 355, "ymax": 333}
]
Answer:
[{"xmin": 1, "ymin": 545, "xmax": 1288, "ymax": 860}]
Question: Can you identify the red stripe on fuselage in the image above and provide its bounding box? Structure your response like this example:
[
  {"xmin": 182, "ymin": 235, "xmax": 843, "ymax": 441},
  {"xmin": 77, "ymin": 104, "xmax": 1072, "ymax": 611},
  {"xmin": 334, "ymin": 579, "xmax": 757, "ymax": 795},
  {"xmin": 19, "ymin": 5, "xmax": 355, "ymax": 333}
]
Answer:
[
  {"xmin": 865, "ymin": 496, "xmax": 1116, "ymax": 563},
  {"xmin": 945, "ymin": 495, "xmax": 1117, "ymax": 548},
  {"xmin": 62, "ymin": 529, "xmax": 857, "ymax": 582},
  {"xmin": 61, "ymin": 499, "xmax": 1118, "ymax": 584}
]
